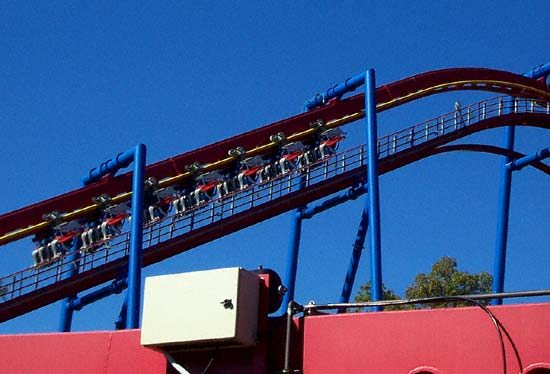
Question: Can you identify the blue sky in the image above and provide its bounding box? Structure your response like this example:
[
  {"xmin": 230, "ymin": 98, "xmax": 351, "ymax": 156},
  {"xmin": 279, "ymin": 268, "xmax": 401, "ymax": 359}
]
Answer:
[{"xmin": 1, "ymin": 2, "xmax": 549, "ymax": 333}]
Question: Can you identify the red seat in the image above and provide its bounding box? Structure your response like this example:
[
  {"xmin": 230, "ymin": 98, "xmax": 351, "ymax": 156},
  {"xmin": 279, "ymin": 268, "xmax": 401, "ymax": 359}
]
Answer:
[
  {"xmin": 56, "ymin": 231, "xmax": 79, "ymax": 244},
  {"xmin": 105, "ymin": 214, "xmax": 126, "ymax": 226},
  {"xmin": 282, "ymin": 151, "xmax": 303, "ymax": 162},
  {"xmin": 198, "ymin": 181, "xmax": 218, "ymax": 193},
  {"xmin": 322, "ymin": 135, "xmax": 345, "ymax": 147},
  {"xmin": 243, "ymin": 166, "xmax": 263, "ymax": 177}
]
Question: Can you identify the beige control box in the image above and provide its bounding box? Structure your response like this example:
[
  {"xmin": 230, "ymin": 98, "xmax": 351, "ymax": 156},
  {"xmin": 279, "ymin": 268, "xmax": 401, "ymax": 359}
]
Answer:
[{"xmin": 141, "ymin": 267, "xmax": 260, "ymax": 349}]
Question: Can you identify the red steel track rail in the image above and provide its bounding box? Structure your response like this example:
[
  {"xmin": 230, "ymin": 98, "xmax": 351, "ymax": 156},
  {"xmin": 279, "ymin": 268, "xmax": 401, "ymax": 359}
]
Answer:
[{"xmin": 1, "ymin": 68, "xmax": 548, "ymax": 241}]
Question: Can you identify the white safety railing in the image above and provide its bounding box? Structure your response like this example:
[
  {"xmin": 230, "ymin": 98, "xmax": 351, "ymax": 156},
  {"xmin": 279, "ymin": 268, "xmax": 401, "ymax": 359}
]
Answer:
[{"xmin": 1, "ymin": 97, "xmax": 548, "ymax": 303}]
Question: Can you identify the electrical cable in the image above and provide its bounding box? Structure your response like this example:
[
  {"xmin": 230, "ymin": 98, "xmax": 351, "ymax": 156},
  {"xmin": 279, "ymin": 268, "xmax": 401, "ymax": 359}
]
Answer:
[
  {"xmin": 387, "ymin": 297, "xmax": 511, "ymax": 374},
  {"xmin": 163, "ymin": 353, "xmax": 213, "ymax": 374},
  {"xmin": 163, "ymin": 352, "xmax": 191, "ymax": 374},
  {"xmin": 498, "ymin": 316, "xmax": 523, "ymax": 372},
  {"xmin": 448, "ymin": 297, "xmax": 508, "ymax": 374},
  {"xmin": 432, "ymin": 297, "xmax": 522, "ymax": 374},
  {"xmin": 199, "ymin": 358, "xmax": 214, "ymax": 374}
]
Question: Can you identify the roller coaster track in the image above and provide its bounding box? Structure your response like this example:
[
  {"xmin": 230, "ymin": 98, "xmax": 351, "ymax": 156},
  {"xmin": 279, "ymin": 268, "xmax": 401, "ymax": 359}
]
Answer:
[
  {"xmin": 0, "ymin": 68, "xmax": 548, "ymax": 245},
  {"xmin": 1, "ymin": 94, "xmax": 549, "ymax": 322}
]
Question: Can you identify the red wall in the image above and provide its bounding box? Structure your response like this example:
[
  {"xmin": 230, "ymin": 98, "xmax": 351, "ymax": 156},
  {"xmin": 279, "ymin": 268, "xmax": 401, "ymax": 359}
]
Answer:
[
  {"xmin": 1, "ymin": 303, "xmax": 550, "ymax": 373},
  {"xmin": 301, "ymin": 303, "xmax": 550, "ymax": 373},
  {"xmin": 0, "ymin": 329, "xmax": 166, "ymax": 374}
]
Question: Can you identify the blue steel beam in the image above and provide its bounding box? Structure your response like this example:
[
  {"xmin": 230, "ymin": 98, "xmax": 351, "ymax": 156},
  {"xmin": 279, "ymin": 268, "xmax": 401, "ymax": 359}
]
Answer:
[
  {"xmin": 304, "ymin": 73, "xmax": 365, "ymax": 111},
  {"xmin": 281, "ymin": 207, "xmax": 304, "ymax": 312},
  {"xmin": 507, "ymin": 147, "xmax": 550, "ymax": 171},
  {"xmin": 115, "ymin": 295, "xmax": 128, "ymax": 330},
  {"xmin": 58, "ymin": 238, "xmax": 82, "ymax": 332},
  {"xmin": 523, "ymin": 63, "xmax": 550, "ymax": 80},
  {"xmin": 70, "ymin": 278, "xmax": 127, "ymax": 311},
  {"xmin": 301, "ymin": 184, "xmax": 371, "ymax": 308},
  {"xmin": 60, "ymin": 156, "xmax": 94, "ymax": 332},
  {"xmin": 280, "ymin": 72, "xmax": 342, "ymax": 313},
  {"xmin": 283, "ymin": 69, "xmax": 369, "ymax": 310},
  {"xmin": 491, "ymin": 145, "xmax": 550, "ymax": 304},
  {"xmin": 491, "ymin": 61, "xmax": 550, "ymax": 304},
  {"xmin": 305, "ymin": 68, "xmax": 385, "ymax": 309},
  {"xmin": 339, "ymin": 204, "xmax": 369, "ymax": 307},
  {"xmin": 301, "ymin": 185, "xmax": 366, "ymax": 220},
  {"xmin": 492, "ymin": 124, "xmax": 515, "ymax": 304},
  {"xmin": 288, "ymin": 145, "xmax": 550, "ymax": 232},
  {"xmin": 82, "ymin": 149, "xmax": 136, "ymax": 186},
  {"xmin": 306, "ymin": 69, "xmax": 381, "ymax": 311},
  {"xmin": 127, "ymin": 144, "xmax": 146, "ymax": 329},
  {"xmin": 365, "ymin": 69, "xmax": 383, "ymax": 310},
  {"xmin": 63, "ymin": 145, "xmax": 146, "ymax": 329}
]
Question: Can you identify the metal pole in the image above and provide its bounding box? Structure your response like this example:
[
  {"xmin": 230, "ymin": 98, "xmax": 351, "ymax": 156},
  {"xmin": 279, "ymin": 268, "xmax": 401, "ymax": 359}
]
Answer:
[
  {"xmin": 281, "ymin": 204, "xmax": 304, "ymax": 313},
  {"xmin": 279, "ymin": 87, "xmax": 320, "ymax": 313},
  {"xmin": 523, "ymin": 62, "xmax": 550, "ymax": 79},
  {"xmin": 339, "ymin": 205, "xmax": 369, "ymax": 307},
  {"xmin": 60, "ymin": 145, "xmax": 146, "ymax": 330},
  {"xmin": 283, "ymin": 301, "xmax": 296, "ymax": 373},
  {"xmin": 492, "ymin": 99, "xmax": 514, "ymax": 305},
  {"xmin": 82, "ymin": 149, "xmax": 135, "ymax": 185},
  {"xmin": 491, "ymin": 64, "xmax": 550, "ymax": 305},
  {"xmin": 365, "ymin": 69, "xmax": 383, "ymax": 310},
  {"xmin": 58, "ymin": 238, "xmax": 81, "ymax": 332},
  {"xmin": 127, "ymin": 144, "xmax": 146, "ymax": 328},
  {"xmin": 115, "ymin": 294, "xmax": 128, "ymax": 330},
  {"xmin": 304, "ymin": 73, "xmax": 366, "ymax": 111},
  {"xmin": 507, "ymin": 147, "xmax": 550, "ymax": 171},
  {"xmin": 303, "ymin": 289, "xmax": 550, "ymax": 312},
  {"xmin": 70, "ymin": 278, "xmax": 127, "ymax": 311},
  {"xmin": 301, "ymin": 185, "xmax": 366, "ymax": 219}
]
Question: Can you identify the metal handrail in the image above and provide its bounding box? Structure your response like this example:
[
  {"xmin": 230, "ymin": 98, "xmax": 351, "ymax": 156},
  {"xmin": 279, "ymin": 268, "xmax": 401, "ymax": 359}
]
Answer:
[{"xmin": 1, "ymin": 97, "xmax": 548, "ymax": 304}]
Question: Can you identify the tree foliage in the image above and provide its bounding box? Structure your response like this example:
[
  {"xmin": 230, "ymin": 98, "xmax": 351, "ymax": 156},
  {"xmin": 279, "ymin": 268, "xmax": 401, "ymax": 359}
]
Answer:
[
  {"xmin": 354, "ymin": 256, "xmax": 493, "ymax": 310},
  {"xmin": 405, "ymin": 256, "xmax": 492, "ymax": 308},
  {"xmin": 405, "ymin": 256, "xmax": 492, "ymax": 307},
  {"xmin": 355, "ymin": 281, "xmax": 406, "ymax": 311}
]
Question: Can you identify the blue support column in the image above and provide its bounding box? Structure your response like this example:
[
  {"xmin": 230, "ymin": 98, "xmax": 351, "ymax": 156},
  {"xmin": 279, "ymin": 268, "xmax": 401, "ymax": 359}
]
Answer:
[
  {"xmin": 58, "ymin": 238, "xmax": 82, "ymax": 332},
  {"xmin": 304, "ymin": 73, "xmax": 366, "ymax": 111},
  {"xmin": 127, "ymin": 144, "xmax": 146, "ymax": 328},
  {"xmin": 491, "ymin": 96, "xmax": 516, "ymax": 305},
  {"xmin": 365, "ymin": 69, "xmax": 383, "ymax": 310},
  {"xmin": 82, "ymin": 149, "xmax": 135, "ymax": 185},
  {"xmin": 339, "ymin": 204, "xmax": 369, "ymax": 306},
  {"xmin": 523, "ymin": 62, "xmax": 550, "ymax": 79},
  {"xmin": 280, "ymin": 84, "xmax": 313, "ymax": 313},
  {"xmin": 115, "ymin": 294, "xmax": 128, "ymax": 330},
  {"xmin": 70, "ymin": 278, "xmax": 127, "ymax": 311},
  {"xmin": 281, "ymin": 206, "xmax": 304, "ymax": 312},
  {"xmin": 507, "ymin": 147, "xmax": 550, "ymax": 171},
  {"xmin": 63, "ymin": 144, "xmax": 146, "ymax": 328},
  {"xmin": 491, "ymin": 64, "xmax": 550, "ymax": 305},
  {"xmin": 301, "ymin": 185, "xmax": 366, "ymax": 219},
  {"xmin": 492, "ymin": 105, "xmax": 514, "ymax": 305}
]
